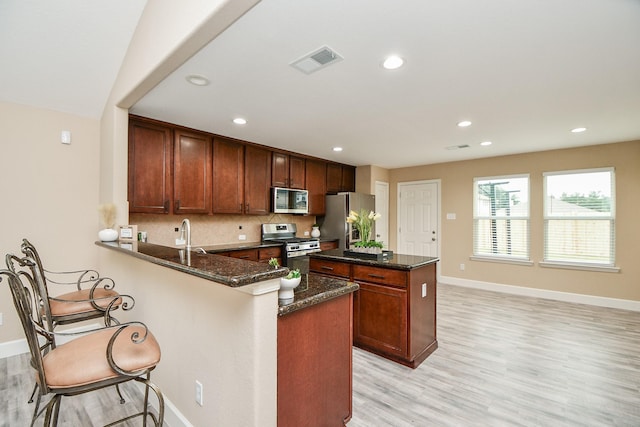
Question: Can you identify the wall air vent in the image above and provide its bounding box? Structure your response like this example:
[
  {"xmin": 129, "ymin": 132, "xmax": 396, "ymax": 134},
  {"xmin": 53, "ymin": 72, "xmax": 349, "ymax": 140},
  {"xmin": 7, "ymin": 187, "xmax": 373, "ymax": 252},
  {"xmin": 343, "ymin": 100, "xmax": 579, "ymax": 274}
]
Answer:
[{"xmin": 290, "ymin": 46, "xmax": 343, "ymax": 74}]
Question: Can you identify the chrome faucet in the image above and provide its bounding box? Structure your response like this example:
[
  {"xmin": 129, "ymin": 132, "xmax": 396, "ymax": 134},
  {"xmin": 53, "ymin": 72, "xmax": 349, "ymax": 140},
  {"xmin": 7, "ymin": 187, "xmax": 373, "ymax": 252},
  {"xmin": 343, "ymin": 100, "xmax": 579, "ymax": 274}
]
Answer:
[{"xmin": 179, "ymin": 218, "xmax": 191, "ymax": 251}]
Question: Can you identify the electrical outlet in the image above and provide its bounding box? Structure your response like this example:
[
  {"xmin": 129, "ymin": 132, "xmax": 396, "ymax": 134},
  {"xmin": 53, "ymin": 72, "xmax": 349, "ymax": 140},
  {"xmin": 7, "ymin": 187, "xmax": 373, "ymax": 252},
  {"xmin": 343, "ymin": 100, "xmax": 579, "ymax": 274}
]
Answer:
[
  {"xmin": 195, "ymin": 380, "xmax": 203, "ymax": 406},
  {"xmin": 239, "ymin": 234, "xmax": 246, "ymax": 241},
  {"xmin": 421, "ymin": 283, "xmax": 427, "ymax": 298},
  {"xmin": 0, "ymin": 312, "xmax": 3, "ymax": 326},
  {"xmin": 460, "ymin": 263, "xmax": 465, "ymax": 271},
  {"xmin": 176, "ymin": 238, "xmax": 186, "ymax": 245}
]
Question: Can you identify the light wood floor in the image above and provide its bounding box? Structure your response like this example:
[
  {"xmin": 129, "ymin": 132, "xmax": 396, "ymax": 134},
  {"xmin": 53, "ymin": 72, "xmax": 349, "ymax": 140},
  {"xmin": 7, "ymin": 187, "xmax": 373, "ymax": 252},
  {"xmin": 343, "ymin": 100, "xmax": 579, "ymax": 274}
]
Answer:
[
  {"xmin": 350, "ymin": 284, "xmax": 640, "ymax": 427},
  {"xmin": 1, "ymin": 284, "xmax": 639, "ymax": 426}
]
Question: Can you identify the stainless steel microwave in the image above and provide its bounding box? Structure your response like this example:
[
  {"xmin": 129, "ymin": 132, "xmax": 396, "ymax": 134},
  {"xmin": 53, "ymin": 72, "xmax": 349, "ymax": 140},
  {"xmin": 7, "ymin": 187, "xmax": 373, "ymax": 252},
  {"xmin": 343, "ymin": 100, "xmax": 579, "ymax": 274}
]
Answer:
[{"xmin": 272, "ymin": 187, "xmax": 309, "ymax": 214}]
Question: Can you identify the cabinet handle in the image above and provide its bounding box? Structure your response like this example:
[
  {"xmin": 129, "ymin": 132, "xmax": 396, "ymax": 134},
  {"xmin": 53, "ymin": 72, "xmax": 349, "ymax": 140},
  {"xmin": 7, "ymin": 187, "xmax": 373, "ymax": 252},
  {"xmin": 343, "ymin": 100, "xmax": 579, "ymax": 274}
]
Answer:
[
  {"xmin": 368, "ymin": 273, "xmax": 385, "ymax": 279},
  {"xmin": 321, "ymin": 266, "xmax": 334, "ymax": 271},
  {"xmin": 164, "ymin": 200, "xmax": 169, "ymax": 212},
  {"xmin": 176, "ymin": 200, "xmax": 180, "ymax": 210},
  {"xmin": 239, "ymin": 255, "xmax": 250, "ymax": 259}
]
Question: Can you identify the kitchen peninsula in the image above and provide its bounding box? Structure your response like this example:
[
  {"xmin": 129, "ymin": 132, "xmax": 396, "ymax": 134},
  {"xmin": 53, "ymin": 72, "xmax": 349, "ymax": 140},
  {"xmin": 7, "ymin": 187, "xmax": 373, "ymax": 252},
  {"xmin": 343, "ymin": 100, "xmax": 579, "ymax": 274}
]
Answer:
[
  {"xmin": 96, "ymin": 241, "xmax": 357, "ymax": 427},
  {"xmin": 310, "ymin": 250, "xmax": 439, "ymax": 368}
]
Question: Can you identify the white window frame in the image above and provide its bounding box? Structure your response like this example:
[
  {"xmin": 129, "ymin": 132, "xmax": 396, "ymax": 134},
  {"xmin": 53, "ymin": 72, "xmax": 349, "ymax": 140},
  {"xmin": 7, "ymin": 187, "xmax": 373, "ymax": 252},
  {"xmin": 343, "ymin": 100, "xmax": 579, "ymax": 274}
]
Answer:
[
  {"xmin": 541, "ymin": 167, "xmax": 618, "ymax": 272},
  {"xmin": 472, "ymin": 174, "xmax": 531, "ymax": 265}
]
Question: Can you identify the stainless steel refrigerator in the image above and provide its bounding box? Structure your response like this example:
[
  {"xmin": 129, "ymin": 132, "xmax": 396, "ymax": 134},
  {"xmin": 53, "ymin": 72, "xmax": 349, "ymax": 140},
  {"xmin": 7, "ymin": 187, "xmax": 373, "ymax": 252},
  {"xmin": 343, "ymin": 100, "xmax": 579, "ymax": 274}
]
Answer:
[{"xmin": 319, "ymin": 192, "xmax": 375, "ymax": 252}]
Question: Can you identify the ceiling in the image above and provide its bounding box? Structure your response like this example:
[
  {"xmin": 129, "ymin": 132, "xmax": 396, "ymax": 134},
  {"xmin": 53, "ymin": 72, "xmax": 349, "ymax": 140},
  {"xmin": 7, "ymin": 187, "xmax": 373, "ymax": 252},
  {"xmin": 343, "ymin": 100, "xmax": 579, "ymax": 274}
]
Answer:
[{"xmin": 3, "ymin": 1, "xmax": 640, "ymax": 169}]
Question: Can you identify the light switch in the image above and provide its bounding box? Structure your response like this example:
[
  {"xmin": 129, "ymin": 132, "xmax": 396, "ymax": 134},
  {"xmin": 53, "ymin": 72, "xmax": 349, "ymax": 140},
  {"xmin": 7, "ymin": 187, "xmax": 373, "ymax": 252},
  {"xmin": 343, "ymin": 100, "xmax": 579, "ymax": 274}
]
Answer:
[
  {"xmin": 446, "ymin": 213, "xmax": 456, "ymax": 220},
  {"xmin": 61, "ymin": 130, "xmax": 71, "ymax": 144}
]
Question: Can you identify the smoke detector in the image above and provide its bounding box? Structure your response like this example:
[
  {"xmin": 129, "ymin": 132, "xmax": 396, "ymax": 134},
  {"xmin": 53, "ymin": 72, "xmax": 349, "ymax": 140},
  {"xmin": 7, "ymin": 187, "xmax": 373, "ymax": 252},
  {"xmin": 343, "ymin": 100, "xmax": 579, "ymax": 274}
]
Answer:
[{"xmin": 290, "ymin": 46, "xmax": 343, "ymax": 74}]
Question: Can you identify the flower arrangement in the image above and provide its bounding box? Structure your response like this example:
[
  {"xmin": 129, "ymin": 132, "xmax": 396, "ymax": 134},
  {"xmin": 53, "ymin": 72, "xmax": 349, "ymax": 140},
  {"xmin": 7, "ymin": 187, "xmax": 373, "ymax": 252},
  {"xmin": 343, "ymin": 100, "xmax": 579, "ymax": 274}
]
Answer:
[
  {"xmin": 98, "ymin": 203, "xmax": 117, "ymax": 229},
  {"xmin": 346, "ymin": 209, "xmax": 383, "ymax": 249},
  {"xmin": 285, "ymin": 268, "xmax": 301, "ymax": 279}
]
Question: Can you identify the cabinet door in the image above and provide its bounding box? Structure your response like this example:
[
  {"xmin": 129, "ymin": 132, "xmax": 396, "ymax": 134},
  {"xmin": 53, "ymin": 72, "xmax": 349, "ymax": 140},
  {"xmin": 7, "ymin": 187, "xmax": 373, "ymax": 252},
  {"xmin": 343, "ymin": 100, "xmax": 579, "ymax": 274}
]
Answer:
[
  {"xmin": 354, "ymin": 281, "xmax": 408, "ymax": 359},
  {"xmin": 128, "ymin": 118, "xmax": 173, "ymax": 213},
  {"xmin": 341, "ymin": 165, "xmax": 356, "ymax": 192},
  {"xmin": 326, "ymin": 163, "xmax": 343, "ymax": 194},
  {"xmin": 271, "ymin": 151, "xmax": 289, "ymax": 188},
  {"xmin": 288, "ymin": 156, "xmax": 306, "ymax": 189},
  {"xmin": 174, "ymin": 129, "xmax": 212, "ymax": 214},
  {"xmin": 212, "ymin": 137, "xmax": 244, "ymax": 214},
  {"xmin": 305, "ymin": 159, "xmax": 327, "ymax": 215},
  {"xmin": 244, "ymin": 146, "xmax": 272, "ymax": 215}
]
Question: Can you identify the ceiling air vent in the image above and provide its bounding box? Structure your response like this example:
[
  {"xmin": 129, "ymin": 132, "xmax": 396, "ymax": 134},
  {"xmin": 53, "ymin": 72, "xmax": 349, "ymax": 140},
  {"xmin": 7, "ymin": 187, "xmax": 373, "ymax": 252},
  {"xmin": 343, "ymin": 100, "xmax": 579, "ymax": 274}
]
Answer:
[
  {"xmin": 445, "ymin": 144, "xmax": 471, "ymax": 150},
  {"xmin": 290, "ymin": 46, "xmax": 343, "ymax": 74}
]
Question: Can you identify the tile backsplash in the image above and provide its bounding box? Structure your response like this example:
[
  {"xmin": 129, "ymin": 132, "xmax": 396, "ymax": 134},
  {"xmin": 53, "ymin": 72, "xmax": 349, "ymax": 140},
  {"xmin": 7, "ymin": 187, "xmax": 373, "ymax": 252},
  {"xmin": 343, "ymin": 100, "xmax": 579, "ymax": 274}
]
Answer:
[{"xmin": 129, "ymin": 213, "xmax": 317, "ymax": 247}]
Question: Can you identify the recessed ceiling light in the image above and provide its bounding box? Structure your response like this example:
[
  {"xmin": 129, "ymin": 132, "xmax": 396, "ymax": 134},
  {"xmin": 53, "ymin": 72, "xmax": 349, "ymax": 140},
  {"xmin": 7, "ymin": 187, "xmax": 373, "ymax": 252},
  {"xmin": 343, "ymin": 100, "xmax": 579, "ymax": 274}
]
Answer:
[
  {"xmin": 571, "ymin": 127, "xmax": 587, "ymax": 133},
  {"xmin": 233, "ymin": 118, "xmax": 247, "ymax": 125},
  {"xmin": 382, "ymin": 56, "xmax": 404, "ymax": 70},
  {"xmin": 480, "ymin": 141, "xmax": 493, "ymax": 146},
  {"xmin": 457, "ymin": 120, "xmax": 472, "ymax": 127},
  {"xmin": 333, "ymin": 147, "xmax": 343, "ymax": 152},
  {"xmin": 185, "ymin": 74, "xmax": 210, "ymax": 86}
]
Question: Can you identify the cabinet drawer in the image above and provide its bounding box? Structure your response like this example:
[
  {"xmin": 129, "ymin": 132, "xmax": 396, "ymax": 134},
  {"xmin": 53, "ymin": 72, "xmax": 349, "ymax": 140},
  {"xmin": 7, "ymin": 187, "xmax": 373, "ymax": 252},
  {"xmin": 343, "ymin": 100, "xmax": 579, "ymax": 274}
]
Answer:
[
  {"xmin": 319, "ymin": 241, "xmax": 339, "ymax": 251},
  {"xmin": 352, "ymin": 265, "xmax": 407, "ymax": 288},
  {"xmin": 309, "ymin": 259, "xmax": 351, "ymax": 279},
  {"xmin": 229, "ymin": 248, "xmax": 259, "ymax": 261},
  {"xmin": 259, "ymin": 246, "xmax": 282, "ymax": 260}
]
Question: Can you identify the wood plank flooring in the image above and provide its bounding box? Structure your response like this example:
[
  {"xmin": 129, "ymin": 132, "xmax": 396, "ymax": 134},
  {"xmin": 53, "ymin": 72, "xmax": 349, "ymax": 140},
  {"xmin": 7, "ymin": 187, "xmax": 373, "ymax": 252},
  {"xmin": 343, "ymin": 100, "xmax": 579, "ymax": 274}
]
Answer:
[
  {"xmin": 1, "ymin": 283, "xmax": 639, "ymax": 426},
  {"xmin": 350, "ymin": 284, "xmax": 640, "ymax": 427}
]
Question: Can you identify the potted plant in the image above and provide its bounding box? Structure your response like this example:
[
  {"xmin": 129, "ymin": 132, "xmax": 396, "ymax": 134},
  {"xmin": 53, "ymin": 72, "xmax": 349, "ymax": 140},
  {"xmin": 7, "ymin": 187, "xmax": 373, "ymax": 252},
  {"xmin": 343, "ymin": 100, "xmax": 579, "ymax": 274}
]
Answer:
[
  {"xmin": 311, "ymin": 223, "xmax": 321, "ymax": 238},
  {"xmin": 279, "ymin": 268, "xmax": 301, "ymax": 301},
  {"xmin": 97, "ymin": 203, "xmax": 119, "ymax": 241}
]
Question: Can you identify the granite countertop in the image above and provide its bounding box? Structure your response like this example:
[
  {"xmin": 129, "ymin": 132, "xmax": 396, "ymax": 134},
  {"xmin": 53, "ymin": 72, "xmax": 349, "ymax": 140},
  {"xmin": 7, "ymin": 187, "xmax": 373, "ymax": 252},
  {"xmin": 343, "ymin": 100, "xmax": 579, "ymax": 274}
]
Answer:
[
  {"xmin": 278, "ymin": 274, "xmax": 359, "ymax": 316},
  {"xmin": 310, "ymin": 249, "xmax": 439, "ymax": 270},
  {"xmin": 96, "ymin": 241, "xmax": 287, "ymax": 287},
  {"xmin": 198, "ymin": 241, "xmax": 281, "ymax": 253}
]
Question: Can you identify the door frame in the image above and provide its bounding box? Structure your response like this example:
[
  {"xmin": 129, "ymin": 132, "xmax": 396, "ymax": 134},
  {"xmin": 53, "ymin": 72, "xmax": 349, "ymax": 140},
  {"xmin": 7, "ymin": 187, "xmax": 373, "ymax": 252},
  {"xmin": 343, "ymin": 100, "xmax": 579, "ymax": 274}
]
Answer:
[{"xmin": 396, "ymin": 179, "xmax": 441, "ymax": 263}]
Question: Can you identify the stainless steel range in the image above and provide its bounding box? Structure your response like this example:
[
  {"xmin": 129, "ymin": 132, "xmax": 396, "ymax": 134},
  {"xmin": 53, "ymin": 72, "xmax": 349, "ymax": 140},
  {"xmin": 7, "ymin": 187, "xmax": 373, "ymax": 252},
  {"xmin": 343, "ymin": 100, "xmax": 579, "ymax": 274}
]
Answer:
[{"xmin": 261, "ymin": 223, "xmax": 320, "ymax": 270}]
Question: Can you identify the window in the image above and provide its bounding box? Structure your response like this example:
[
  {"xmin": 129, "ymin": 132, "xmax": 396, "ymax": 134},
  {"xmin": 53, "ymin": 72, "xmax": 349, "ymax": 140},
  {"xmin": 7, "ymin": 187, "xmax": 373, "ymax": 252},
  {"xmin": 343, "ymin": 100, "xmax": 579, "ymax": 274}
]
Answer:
[
  {"xmin": 473, "ymin": 175, "xmax": 530, "ymax": 261},
  {"xmin": 544, "ymin": 168, "xmax": 615, "ymax": 266}
]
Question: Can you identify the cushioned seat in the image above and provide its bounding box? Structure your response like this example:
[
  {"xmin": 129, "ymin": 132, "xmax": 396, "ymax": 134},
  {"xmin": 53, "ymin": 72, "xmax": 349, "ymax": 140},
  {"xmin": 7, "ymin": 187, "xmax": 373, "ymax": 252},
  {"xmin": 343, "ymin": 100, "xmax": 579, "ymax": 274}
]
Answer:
[
  {"xmin": 48, "ymin": 288, "xmax": 122, "ymax": 317},
  {"xmin": 42, "ymin": 325, "xmax": 161, "ymax": 389}
]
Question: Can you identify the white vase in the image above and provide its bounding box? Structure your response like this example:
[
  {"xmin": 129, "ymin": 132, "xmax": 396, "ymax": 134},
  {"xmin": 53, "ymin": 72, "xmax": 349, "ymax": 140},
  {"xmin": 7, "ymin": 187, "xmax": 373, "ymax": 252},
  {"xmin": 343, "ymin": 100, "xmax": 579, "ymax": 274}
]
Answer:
[
  {"xmin": 279, "ymin": 276, "xmax": 301, "ymax": 301},
  {"xmin": 98, "ymin": 228, "xmax": 118, "ymax": 242},
  {"xmin": 311, "ymin": 226, "xmax": 321, "ymax": 238}
]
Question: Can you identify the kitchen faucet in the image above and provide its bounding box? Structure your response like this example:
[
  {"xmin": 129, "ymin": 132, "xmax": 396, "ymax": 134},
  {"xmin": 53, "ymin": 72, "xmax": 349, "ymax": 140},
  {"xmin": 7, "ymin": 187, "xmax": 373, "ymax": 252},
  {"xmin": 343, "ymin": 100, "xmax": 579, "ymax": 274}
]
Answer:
[{"xmin": 179, "ymin": 218, "xmax": 191, "ymax": 251}]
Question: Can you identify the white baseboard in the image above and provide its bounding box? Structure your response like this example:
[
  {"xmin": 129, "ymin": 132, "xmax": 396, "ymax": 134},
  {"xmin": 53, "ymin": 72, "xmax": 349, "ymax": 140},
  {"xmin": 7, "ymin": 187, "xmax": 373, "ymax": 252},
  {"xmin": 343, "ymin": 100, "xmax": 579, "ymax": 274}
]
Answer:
[
  {"xmin": 133, "ymin": 381, "xmax": 193, "ymax": 427},
  {"xmin": 439, "ymin": 275, "xmax": 640, "ymax": 312},
  {"xmin": 0, "ymin": 338, "xmax": 29, "ymax": 358}
]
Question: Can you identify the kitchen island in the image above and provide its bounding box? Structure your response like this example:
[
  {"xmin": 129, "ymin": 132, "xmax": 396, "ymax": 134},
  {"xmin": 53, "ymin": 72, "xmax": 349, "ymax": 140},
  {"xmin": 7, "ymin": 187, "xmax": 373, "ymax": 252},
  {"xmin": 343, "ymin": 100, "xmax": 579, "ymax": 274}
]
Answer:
[
  {"xmin": 96, "ymin": 241, "xmax": 357, "ymax": 427},
  {"xmin": 310, "ymin": 250, "xmax": 439, "ymax": 368}
]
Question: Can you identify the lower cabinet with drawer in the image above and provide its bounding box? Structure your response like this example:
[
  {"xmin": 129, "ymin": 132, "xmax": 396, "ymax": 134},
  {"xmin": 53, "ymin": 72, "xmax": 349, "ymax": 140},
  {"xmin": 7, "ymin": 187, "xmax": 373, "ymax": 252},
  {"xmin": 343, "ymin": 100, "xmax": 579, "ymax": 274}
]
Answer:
[{"xmin": 310, "ymin": 257, "xmax": 437, "ymax": 368}]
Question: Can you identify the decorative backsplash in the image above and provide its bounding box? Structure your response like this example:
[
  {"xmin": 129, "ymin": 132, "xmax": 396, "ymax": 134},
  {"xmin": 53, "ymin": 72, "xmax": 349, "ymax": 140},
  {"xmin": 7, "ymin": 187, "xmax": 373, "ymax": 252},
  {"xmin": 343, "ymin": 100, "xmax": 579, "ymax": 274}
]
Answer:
[{"xmin": 129, "ymin": 213, "xmax": 316, "ymax": 247}]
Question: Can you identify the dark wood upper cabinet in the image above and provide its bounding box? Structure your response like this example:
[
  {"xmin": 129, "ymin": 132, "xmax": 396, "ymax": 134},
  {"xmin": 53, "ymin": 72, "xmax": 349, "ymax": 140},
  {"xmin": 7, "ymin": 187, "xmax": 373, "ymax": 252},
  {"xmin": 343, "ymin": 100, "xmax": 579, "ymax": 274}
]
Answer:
[
  {"xmin": 174, "ymin": 129, "xmax": 212, "ymax": 214},
  {"xmin": 244, "ymin": 145, "xmax": 272, "ymax": 215},
  {"xmin": 272, "ymin": 152, "xmax": 305, "ymax": 189},
  {"xmin": 341, "ymin": 165, "xmax": 356, "ymax": 192},
  {"xmin": 326, "ymin": 163, "xmax": 343, "ymax": 194},
  {"xmin": 212, "ymin": 137, "xmax": 244, "ymax": 214},
  {"xmin": 305, "ymin": 159, "xmax": 327, "ymax": 215},
  {"xmin": 128, "ymin": 118, "xmax": 173, "ymax": 214}
]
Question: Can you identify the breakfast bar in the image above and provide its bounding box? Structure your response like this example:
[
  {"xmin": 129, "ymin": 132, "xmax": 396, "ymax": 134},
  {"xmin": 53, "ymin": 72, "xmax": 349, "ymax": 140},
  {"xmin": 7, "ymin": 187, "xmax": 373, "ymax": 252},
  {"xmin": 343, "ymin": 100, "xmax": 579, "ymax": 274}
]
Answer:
[{"xmin": 96, "ymin": 241, "xmax": 357, "ymax": 427}]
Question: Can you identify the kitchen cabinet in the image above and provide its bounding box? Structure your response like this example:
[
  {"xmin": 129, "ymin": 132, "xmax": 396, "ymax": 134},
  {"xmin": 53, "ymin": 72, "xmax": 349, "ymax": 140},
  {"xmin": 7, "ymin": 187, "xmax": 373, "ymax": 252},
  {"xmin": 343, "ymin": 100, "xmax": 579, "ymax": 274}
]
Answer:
[
  {"xmin": 309, "ymin": 254, "xmax": 438, "ymax": 368},
  {"xmin": 228, "ymin": 248, "xmax": 259, "ymax": 261},
  {"xmin": 327, "ymin": 163, "xmax": 356, "ymax": 193},
  {"xmin": 258, "ymin": 246, "xmax": 282, "ymax": 265},
  {"xmin": 305, "ymin": 159, "xmax": 327, "ymax": 215},
  {"xmin": 128, "ymin": 118, "xmax": 173, "ymax": 213},
  {"xmin": 244, "ymin": 146, "xmax": 272, "ymax": 215},
  {"xmin": 278, "ymin": 292, "xmax": 353, "ymax": 427},
  {"xmin": 212, "ymin": 138, "xmax": 271, "ymax": 215},
  {"xmin": 173, "ymin": 128, "xmax": 212, "ymax": 214},
  {"xmin": 319, "ymin": 240, "xmax": 339, "ymax": 251},
  {"xmin": 272, "ymin": 152, "xmax": 305, "ymax": 189},
  {"xmin": 212, "ymin": 137, "xmax": 246, "ymax": 214}
]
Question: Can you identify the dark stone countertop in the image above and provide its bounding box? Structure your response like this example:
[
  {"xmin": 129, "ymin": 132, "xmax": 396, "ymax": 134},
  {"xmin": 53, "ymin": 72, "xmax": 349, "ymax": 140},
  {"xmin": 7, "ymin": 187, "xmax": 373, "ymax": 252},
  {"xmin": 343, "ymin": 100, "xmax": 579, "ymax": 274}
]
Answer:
[
  {"xmin": 278, "ymin": 274, "xmax": 359, "ymax": 316},
  {"xmin": 96, "ymin": 241, "xmax": 359, "ymax": 316},
  {"xmin": 310, "ymin": 249, "xmax": 439, "ymax": 270},
  {"xmin": 198, "ymin": 241, "xmax": 282, "ymax": 253},
  {"xmin": 96, "ymin": 241, "xmax": 287, "ymax": 287}
]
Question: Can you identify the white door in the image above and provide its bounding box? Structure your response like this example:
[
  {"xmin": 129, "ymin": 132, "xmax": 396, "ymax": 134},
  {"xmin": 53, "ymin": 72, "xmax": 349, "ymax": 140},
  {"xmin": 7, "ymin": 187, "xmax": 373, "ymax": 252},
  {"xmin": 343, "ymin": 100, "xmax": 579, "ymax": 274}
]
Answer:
[
  {"xmin": 374, "ymin": 181, "xmax": 389, "ymax": 249},
  {"xmin": 398, "ymin": 181, "xmax": 439, "ymax": 256}
]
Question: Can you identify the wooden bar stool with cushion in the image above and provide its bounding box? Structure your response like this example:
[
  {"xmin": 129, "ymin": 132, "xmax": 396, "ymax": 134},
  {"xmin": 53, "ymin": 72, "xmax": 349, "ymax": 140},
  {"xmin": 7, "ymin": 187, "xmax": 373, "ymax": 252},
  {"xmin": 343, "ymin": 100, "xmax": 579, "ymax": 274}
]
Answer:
[{"xmin": 0, "ymin": 261, "xmax": 164, "ymax": 426}]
